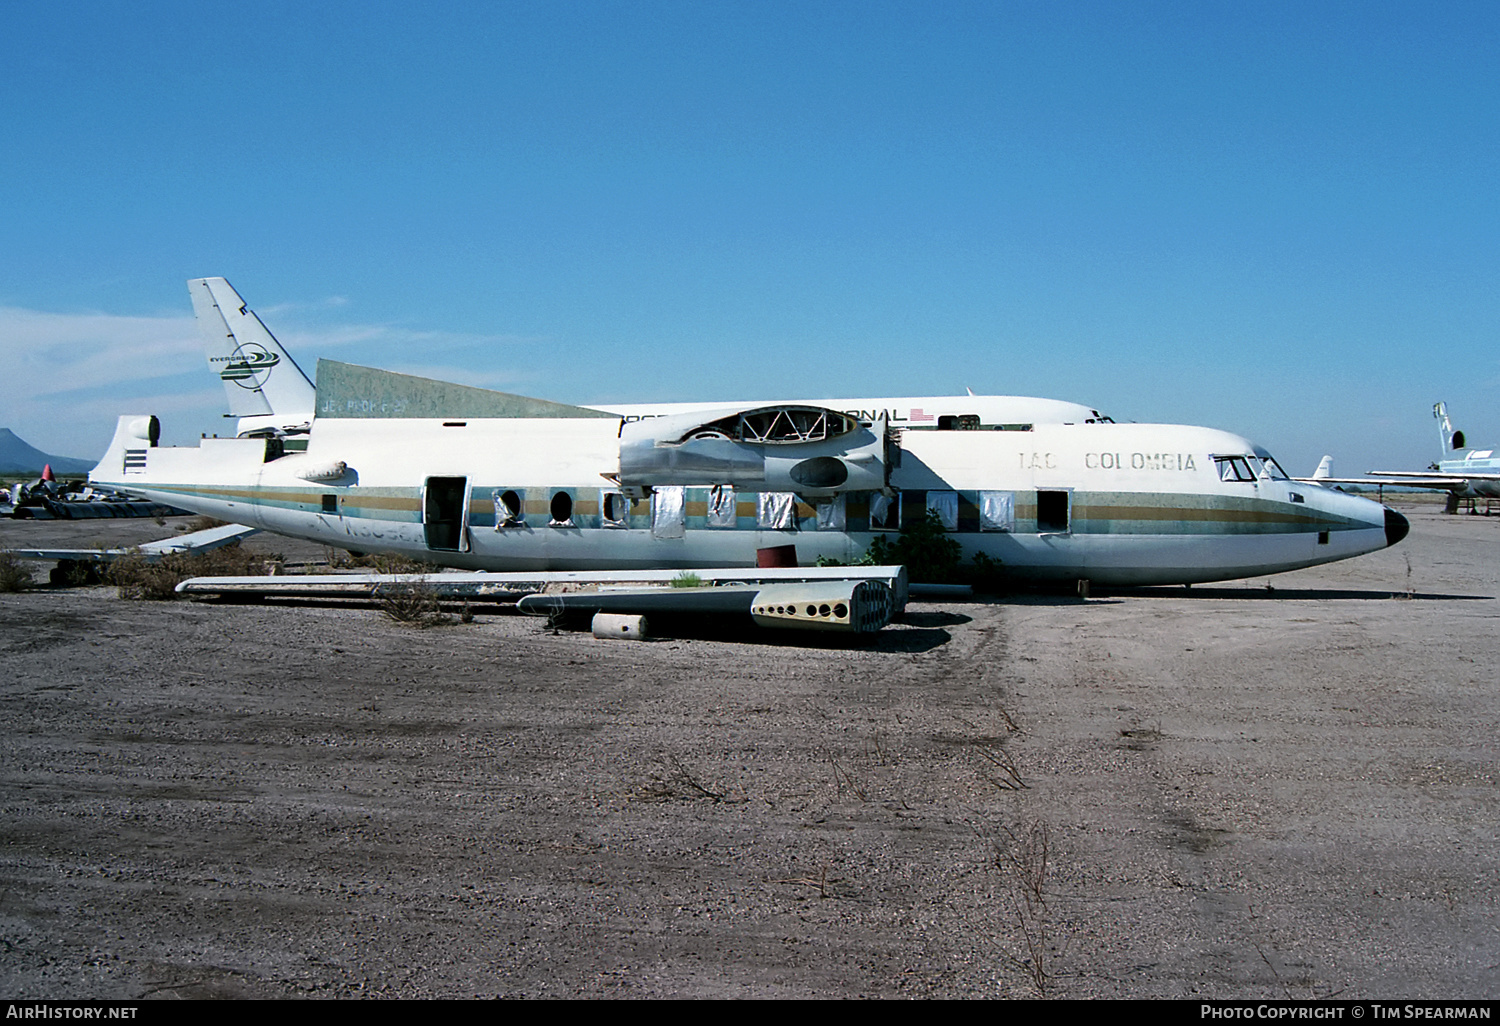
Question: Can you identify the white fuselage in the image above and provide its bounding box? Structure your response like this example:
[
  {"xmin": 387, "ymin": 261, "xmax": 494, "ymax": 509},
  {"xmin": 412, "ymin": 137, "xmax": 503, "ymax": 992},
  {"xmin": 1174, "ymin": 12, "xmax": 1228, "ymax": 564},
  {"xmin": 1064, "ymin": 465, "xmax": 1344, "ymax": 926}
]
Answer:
[
  {"xmin": 92, "ymin": 411, "xmax": 1402, "ymax": 587},
  {"xmin": 591, "ymin": 395, "xmax": 1111, "ymax": 429},
  {"xmin": 1439, "ymin": 450, "xmax": 1500, "ymax": 499}
]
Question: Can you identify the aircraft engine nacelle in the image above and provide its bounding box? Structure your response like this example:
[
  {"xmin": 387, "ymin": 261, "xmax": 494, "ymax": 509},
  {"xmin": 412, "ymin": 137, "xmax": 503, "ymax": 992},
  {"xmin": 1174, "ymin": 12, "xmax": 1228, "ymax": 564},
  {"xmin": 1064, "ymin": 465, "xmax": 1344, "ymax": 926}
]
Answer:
[{"xmin": 618, "ymin": 405, "xmax": 890, "ymax": 497}]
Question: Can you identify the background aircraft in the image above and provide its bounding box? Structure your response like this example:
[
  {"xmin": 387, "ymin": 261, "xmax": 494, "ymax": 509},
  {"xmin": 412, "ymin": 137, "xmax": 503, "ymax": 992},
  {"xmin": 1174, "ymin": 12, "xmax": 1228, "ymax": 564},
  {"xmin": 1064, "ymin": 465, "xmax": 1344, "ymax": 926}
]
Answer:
[{"xmin": 1297, "ymin": 403, "xmax": 1500, "ymax": 512}]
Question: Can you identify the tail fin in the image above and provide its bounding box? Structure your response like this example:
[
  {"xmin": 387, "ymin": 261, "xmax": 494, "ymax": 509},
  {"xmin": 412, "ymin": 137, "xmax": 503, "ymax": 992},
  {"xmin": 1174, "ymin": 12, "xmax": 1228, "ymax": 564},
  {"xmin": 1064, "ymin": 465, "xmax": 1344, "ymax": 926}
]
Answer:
[
  {"xmin": 1434, "ymin": 402, "xmax": 1465, "ymax": 453},
  {"xmin": 1312, "ymin": 455, "xmax": 1333, "ymax": 480},
  {"xmin": 189, "ymin": 278, "xmax": 316, "ymax": 430}
]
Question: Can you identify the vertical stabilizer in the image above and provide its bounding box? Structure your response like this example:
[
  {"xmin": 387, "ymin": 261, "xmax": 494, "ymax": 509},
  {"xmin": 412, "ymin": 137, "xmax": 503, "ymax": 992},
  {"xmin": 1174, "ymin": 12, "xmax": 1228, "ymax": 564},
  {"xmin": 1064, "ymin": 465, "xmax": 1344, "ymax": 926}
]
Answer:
[
  {"xmin": 1312, "ymin": 455, "xmax": 1333, "ymax": 480},
  {"xmin": 190, "ymin": 277, "xmax": 316, "ymax": 429},
  {"xmin": 1434, "ymin": 402, "xmax": 1465, "ymax": 453}
]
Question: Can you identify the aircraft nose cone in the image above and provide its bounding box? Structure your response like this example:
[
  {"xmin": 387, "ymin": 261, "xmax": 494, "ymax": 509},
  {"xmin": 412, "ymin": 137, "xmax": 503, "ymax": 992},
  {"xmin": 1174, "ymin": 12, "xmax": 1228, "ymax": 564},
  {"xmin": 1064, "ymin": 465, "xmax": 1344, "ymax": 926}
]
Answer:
[{"xmin": 1385, "ymin": 507, "xmax": 1410, "ymax": 548}]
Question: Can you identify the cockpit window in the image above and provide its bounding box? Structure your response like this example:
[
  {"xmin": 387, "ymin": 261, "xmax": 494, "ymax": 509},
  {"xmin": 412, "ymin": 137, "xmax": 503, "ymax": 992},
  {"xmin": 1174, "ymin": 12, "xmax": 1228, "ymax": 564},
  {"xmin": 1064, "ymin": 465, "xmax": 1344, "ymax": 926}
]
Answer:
[
  {"xmin": 1254, "ymin": 456, "xmax": 1291, "ymax": 480},
  {"xmin": 1217, "ymin": 454, "xmax": 1290, "ymax": 482},
  {"xmin": 1215, "ymin": 456, "xmax": 1257, "ymax": 482}
]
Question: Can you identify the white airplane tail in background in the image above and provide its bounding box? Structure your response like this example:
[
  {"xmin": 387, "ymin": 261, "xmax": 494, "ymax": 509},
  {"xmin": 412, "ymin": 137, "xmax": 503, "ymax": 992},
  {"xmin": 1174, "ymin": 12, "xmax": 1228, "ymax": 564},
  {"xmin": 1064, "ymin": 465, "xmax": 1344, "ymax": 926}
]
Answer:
[
  {"xmin": 1434, "ymin": 401, "xmax": 1466, "ymax": 454},
  {"xmin": 189, "ymin": 277, "xmax": 316, "ymax": 434},
  {"xmin": 1312, "ymin": 455, "xmax": 1333, "ymax": 480}
]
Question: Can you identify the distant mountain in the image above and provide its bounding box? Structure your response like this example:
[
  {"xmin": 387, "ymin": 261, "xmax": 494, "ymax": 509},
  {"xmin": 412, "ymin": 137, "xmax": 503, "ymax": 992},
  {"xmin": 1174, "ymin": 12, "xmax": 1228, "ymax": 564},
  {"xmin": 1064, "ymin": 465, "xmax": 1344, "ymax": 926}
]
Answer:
[{"xmin": 0, "ymin": 429, "xmax": 95, "ymax": 476}]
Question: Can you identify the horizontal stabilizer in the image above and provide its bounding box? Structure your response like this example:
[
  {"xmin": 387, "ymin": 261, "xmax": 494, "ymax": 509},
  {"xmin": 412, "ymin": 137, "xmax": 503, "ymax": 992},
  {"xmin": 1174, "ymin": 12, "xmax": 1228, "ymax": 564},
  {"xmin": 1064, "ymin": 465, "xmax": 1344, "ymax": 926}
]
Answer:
[
  {"xmin": 9, "ymin": 523, "xmax": 258, "ymax": 563},
  {"xmin": 315, "ymin": 360, "xmax": 617, "ymax": 420}
]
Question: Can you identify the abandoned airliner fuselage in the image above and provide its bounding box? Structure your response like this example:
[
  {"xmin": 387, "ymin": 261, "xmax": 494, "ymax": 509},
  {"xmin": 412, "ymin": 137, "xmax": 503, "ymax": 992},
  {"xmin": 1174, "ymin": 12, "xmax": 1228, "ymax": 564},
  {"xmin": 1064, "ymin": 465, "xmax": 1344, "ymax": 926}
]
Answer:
[{"xmin": 92, "ymin": 358, "xmax": 1408, "ymax": 587}]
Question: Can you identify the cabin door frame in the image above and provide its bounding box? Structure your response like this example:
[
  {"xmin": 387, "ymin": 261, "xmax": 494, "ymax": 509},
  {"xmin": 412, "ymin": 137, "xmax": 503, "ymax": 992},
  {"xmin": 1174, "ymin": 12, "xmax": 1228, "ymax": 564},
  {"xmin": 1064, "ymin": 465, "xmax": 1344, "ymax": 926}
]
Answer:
[
  {"xmin": 1035, "ymin": 487, "xmax": 1073, "ymax": 535},
  {"xmin": 422, "ymin": 476, "xmax": 471, "ymax": 552}
]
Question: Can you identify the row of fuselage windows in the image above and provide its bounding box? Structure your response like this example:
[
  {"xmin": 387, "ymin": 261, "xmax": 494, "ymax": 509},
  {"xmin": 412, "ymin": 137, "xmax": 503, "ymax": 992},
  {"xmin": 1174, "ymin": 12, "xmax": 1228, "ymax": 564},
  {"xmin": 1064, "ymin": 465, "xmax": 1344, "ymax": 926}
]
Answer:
[{"xmin": 463, "ymin": 486, "xmax": 1069, "ymax": 534}]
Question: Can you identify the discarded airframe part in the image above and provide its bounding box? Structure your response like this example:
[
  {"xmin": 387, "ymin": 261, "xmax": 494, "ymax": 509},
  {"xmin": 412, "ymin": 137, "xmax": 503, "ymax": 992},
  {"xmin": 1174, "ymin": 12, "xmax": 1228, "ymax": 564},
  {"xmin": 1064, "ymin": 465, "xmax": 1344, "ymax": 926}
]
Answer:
[
  {"xmin": 5, "ymin": 471, "xmax": 187, "ymax": 520},
  {"xmin": 296, "ymin": 460, "xmax": 349, "ymax": 482},
  {"xmin": 176, "ymin": 564, "xmax": 910, "ymax": 610},
  {"xmin": 617, "ymin": 406, "xmax": 889, "ymax": 497},
  {"xmin": 592, "ymin": 613, "xmax": 649, "ymax": 640},
  {"xmin": 518, "ymin": 578, "xmax": 895, "ymax": 633},
  {"xmin": 315, "ymin": 360, "xmax": 616, "ymax": 421},
  {"xmin": 9, "ymin": 499, "xmax": 188, "ymax": 520},
  {"xmin": 518, "ymin": 586, "xmax": 763, "ymax": 618},
  {"xmin": 175, "ymin": 571, "xmax": 542, "ymax": 599},
  {"xmin": 757, "ymin": 544, "xmax": 798, "ymax": 568},
  {"xmin": 749, "ymin": 580, "xmax": 894, "ymax": 633},
  {"xmin": 9, "ymin": 523, "xmax": 260, "ymax": 564}
]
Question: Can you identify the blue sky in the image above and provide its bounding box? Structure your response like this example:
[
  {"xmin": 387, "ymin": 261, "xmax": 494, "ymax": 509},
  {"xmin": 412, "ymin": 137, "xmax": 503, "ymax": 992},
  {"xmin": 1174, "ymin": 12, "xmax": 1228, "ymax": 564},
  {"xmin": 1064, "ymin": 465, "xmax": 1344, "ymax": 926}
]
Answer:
[{"xmin": 2, "ymin": 1, "xmax": 1496, "ymax": 475}]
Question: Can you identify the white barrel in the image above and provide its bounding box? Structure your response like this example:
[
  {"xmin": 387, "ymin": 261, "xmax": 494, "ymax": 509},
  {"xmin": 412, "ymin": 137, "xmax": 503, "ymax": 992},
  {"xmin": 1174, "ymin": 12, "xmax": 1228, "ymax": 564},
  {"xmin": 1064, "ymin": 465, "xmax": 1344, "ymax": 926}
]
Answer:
[{"xmin": 592, "ymin": 613, "xmax": 649, "ymax": 640}]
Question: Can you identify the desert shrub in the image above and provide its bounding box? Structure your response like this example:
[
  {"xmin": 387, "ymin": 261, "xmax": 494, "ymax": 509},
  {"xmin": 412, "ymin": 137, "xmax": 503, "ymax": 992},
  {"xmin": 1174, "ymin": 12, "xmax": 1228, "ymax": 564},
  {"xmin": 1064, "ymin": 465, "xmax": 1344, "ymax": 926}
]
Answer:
[
  {"xmin": 54, "ymin": 560, "xmax": 102, "ymax": 587},
  {"xmin": 183, "ymin": 515, "xmax": 231, "ymax": 532},
  {"xmin": 367, "ymin": 552, "xmax": 432, "ymax": 575},
  {"xmin": 866, "ymin": 509, "xmax": 963, "ymax": 583},
  {"xmin": 671, "ymin": 571, "xmax": 704, "ymax": 588},
  {"xmin": 815, "ymin": 551, "xmax": 876, "ymax": 568},
  {"xmin": 954, "ymin": 550, "xmax": 1008, "ymax": 593},
  {"xmin": 108, "ymin": 544, "xmax": 266, "ymax": 600},
  {"xmin": 374, "ymin": 577, "xmax": 451, "ymax": 627},
  {"xmin": 323, "ymin": 547, "xmax": 357, "ymax": 570},
  {"xmin": 0, "ymin": 552, "xmax": 34, "ymax": 592},
  {"xmin": 354, "ymin": 553, "xmax": 450, "ymax": 626}
]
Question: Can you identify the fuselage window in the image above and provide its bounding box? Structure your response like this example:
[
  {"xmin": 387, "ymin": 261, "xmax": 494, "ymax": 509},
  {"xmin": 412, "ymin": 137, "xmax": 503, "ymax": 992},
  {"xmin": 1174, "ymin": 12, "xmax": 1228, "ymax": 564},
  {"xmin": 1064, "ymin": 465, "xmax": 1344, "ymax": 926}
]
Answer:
[
  {"xmin": 602, "ymin": 490, "xmax": 629, "ymax": 526},
  {"xmin": 815, "ymin": 494, "xmax": 847, "ymax": 531},
  {"xmin": 549, "ymin": 490, "xmax": 574, "ymax": 526},
  {"xmin": 979, "ymin": 491, "xmax": 1015, "ymax": 532},
  {"xmin": 707, "ymin": 485, "xmax": 737, "ymax": 528},
  {"xmin": 757, "ymin": 491, "xmax": 796, "ymax": 530},
  {"xmin": 900, "ymin": 491, "xmax": 928, "ymax": 529},
  {"xmin": 652, "ymin": 485, "xmax": 687, "ymax": 539},
  {"xmin": 496, "ymin": 489, "xmax": 524, "ymax": 527},
  {"xmin": 937, "ymin": 415, "xmax": 981, "ymax": 431},
  {"xmin": 926, "ymin": 490, "xmax": 959, "ymax": 531}
]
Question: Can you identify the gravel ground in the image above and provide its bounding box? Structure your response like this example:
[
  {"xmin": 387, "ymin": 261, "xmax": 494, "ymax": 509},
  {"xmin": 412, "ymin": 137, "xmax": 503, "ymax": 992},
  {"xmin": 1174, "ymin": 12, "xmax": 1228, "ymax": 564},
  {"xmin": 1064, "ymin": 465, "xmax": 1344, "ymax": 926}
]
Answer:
[{"xmin": 0, "ymin": 497, "xmax": 1496, "ymax": 999}]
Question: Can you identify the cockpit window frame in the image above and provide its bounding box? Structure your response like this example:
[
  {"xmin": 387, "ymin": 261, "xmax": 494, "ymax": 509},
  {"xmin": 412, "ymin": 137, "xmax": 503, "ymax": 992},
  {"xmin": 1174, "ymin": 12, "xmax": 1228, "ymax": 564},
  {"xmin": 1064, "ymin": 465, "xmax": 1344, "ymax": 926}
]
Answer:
[{"xmin": 1214, "ymin": 456, "xmax": 1258, "ymax": 483}]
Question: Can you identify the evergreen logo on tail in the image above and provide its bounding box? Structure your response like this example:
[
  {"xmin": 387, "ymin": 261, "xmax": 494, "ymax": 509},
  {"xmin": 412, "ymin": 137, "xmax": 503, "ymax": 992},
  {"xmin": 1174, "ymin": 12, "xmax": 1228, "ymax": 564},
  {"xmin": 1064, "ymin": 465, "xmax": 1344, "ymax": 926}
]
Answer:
[{"xmin": 219, "ymin": 343, "xmax": 280, "ymax": 389}]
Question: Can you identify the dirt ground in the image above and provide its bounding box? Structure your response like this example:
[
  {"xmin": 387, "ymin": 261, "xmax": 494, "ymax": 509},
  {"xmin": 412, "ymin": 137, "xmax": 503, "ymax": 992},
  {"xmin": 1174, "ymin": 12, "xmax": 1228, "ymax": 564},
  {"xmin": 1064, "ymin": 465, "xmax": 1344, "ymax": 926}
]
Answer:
[{"xmin": 1, "ymin": 497, "xmax": 1497, "ymax": 999}]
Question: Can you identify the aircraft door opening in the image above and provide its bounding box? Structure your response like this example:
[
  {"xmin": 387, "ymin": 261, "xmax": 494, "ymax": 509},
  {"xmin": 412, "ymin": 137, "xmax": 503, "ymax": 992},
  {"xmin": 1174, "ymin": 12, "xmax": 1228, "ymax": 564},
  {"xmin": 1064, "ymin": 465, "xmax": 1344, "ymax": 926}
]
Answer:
[
  {"xmin": 1036, "ymin": 489, "xmax": 1071, "ymax": 534},
  {"xmin": 424, "ymin": 476, "xmax": 470, "ymax": 552}
]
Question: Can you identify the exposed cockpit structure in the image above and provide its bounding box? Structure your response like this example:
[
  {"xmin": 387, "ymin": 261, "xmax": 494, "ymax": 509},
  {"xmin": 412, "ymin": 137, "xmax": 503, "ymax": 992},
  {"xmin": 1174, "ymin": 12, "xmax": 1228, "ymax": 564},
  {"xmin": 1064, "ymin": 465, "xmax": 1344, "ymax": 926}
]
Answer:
[{"xmin": 618, "ymin": 406, "xmax": 889, "ymax": 497}]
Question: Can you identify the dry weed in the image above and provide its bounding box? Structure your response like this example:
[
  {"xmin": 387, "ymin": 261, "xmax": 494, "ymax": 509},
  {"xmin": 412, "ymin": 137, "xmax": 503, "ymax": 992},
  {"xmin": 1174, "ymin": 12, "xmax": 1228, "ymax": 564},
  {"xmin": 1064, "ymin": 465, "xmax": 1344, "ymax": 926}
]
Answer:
[
  {"xmin": 108, "ymin": 544, "xmax": 265, "ymax": 600},
  {"xmin": 0, "ymin": 552, "xmax": 34, "ymax": 592},
  {"xmin": 373, "ymin": 574, "xmax": 451, "ymax": 627},
  {"xmin": 996, "ymin": 819, "xmax": 1055, "ymax": 995}
]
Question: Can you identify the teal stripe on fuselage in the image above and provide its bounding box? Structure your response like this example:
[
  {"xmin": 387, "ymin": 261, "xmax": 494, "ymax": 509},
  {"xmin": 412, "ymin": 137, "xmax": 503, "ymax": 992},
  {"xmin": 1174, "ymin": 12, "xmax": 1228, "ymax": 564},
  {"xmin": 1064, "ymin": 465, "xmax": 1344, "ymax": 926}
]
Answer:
[{"xmin": 136, "ymin": 483, "xmax": 1368, "ymax": 537}]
